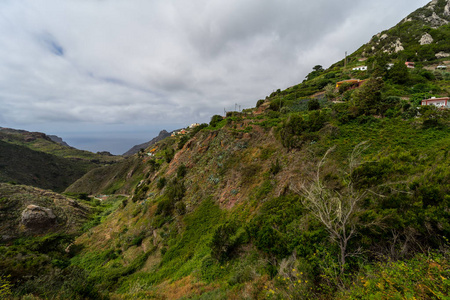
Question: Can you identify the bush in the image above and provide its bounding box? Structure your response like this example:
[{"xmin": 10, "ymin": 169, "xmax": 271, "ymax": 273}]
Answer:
[
  {"xmin": 178, "ymin": 134, "xmax": 190, "ymax": 149},
  {"xmin": 174, "ymin": 201, "xmax": 186, "ymax": 215},
  {"xmin": 164, "ymin": 148, "xmax": 175, "ymax": 163},
  {"xmin": 269, "ymin": 98, "xmax": 285, "ymax": 111},
  {"xmin": 344, "ymin": 252, "xmax": 450, "ymax": 300},
  {"xmin": 155, "ymin": 196, "xmax": 175, "ymax": 216},
  {"xmin": 308, "ymin": 99, "xmax": 320, "ymax": 111},
  {"xmin": 306, "ymin": 110, "xmax": 328, "ymax": 132},
  {"xmin": 177, "ymin": 164, "xmax": 187, "ymax": 178},
  {"xmin": 157, "ymin": 177, "xmax": 166, "ymax": 189},
  {"xmin": 165, "ymin": 178, "xmax": 185, "ymax": 202},
  {"xmin": 270, "ymin": 158, "xmax": 282, "ymax": 175},
  {"xmin": 210, "ymin": 222, "xmax": 240, "ymax": 263},
  {"xmin": 278, "ymin": 114, "xmax": 306, "ymax": 149},
  {"xmin": 210, "ymin": 115, "xmax": 224, "ymax": 127}
]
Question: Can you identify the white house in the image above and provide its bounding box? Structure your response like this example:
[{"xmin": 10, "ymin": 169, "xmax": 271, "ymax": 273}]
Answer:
[
  {"xmin": 436, "ymin": 65, "xmax": 447, "ymax": 70},
  {"xmin": 352, "ymin": 66, "xmax": 368, "ymax": 71},
  {"xmin": 421, "ymin": 97, "xmax": 450, "ymax": 109}
]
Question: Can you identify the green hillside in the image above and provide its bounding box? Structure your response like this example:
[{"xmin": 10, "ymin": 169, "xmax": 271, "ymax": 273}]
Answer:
[
  {"xmin": 0, "ymin": 127, "xmax": 123, "ymax": 192},
  {"xmin": 0, "ymin": 127, "xmax": 122, "ymax": 163},
  {"xmin": 1, "ymin": 1, "xmax": 450, "ymax": 299}
]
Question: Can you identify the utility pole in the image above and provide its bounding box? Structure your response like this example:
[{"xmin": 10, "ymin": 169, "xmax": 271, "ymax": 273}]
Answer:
[{"xmin": 344, "ymin": 51, "xmax": 347, "ymax": 68}]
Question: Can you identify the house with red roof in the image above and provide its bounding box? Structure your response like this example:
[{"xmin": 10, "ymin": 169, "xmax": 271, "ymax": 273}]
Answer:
[{"xmin": 421, "ymin": 97, "xmax": 450, "ymax": 109}]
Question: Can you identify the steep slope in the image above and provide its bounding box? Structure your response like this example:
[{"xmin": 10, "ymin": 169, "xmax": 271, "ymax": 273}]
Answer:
[
  {"xmin": 65, "ymin": 156, "xmax": 148, "ymax": 196},
  {"xmin": 48, "ymin": 134, "xmax": 71, "ymax": 147},
  {"xmin": 3, "ymin": 1, "xmax": 450, "ymax": 299},
  {"xmin": 62, "ymin": 1, "xmax": 450, "ymax": 298},
  {"xmin": 0, "ymin": 140, "xmax": 92, "ymax": 192},
  {"xmin": 70, "ymin": 111, "xmax": 449, "ymax": 299},
  {"xmin": 342, "ymin": 0, "xmax": 450, "ymax": 68},
  {"xmin": 0, "ymin": 127, "xmax": 124, "ymax": 192}
]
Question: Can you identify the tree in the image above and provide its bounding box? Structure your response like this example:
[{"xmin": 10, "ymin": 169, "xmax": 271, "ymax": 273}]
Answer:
[
  {"xmin": 313, "ymin": 65, "xmax": 324, "ymax": 72},
  {"xmin": 209, "ymin": 115, "xmax": 223, "ymax": 127},
  {"xmin": 352, "ymin": 78, "xmax": 383, "ymax": 115},
  {"xmin": 324, "ymin": 83, "xmax": 337, "ymax": 100},
  {"xmin": 305, "ymin": 65, "xmax": 325, "ymax": 80},
  {"xmin": 291, "ymin": 142, "xmax": 370, "ymax": 275},
  {"xmin": 388, "ymin": 62, "xmax": 409, "ymax": 84}
]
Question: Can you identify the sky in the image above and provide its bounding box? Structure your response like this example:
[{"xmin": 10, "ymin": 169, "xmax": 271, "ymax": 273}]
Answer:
[{"xmin": 0, "ymin": 0, "xmax": 430, "ymax": 155}]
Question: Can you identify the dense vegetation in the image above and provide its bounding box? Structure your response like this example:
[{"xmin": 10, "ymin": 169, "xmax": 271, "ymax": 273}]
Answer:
[{"xmin": 1, "ymin": 1, "xmax": 450, "ymax": 299}]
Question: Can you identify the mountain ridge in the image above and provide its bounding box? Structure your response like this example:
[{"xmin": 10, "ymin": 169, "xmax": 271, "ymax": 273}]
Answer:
[{"xmin": 122, "ymin": 129, "xmax": 172, "ymax": 156}]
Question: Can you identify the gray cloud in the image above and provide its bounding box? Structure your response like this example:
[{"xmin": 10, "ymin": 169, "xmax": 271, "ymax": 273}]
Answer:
[{"xmin": 0, "ymin": 0, "xmax": 430, "ymax": 153}]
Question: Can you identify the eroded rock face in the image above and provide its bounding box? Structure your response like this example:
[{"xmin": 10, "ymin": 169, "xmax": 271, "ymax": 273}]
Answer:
[
  {"xmin": 436, "ymin": 51, "xmax": 450, "ymax": 58},
  {"xmin": 21, "ymin": 205, "xmax": 57, "ymax": 230},
  {"xmin": 420, "ymin": 33, "xmax": 434, "ymax": 45}
]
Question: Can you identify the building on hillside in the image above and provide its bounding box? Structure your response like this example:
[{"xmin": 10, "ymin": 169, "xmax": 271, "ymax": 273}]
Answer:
[
  {"xmin": 405, "ymin": 62, "xmax": 415, "ymax": 69},
  {"xmin": 335, "ymin": 79, "xmax": 364, "ymax": 89},
  {"xmin": 421, "ymin": 97, "xmax": 450, "ymax": 108},
  {"xmin": 189, "ymin": 123, "xmax": 200, "ymax": 128},
  {"xmin": 387, "ymin": 63, "xmax": 394, "ymax": 70},
  {"xmin": 436, "ymin": 65, "xmax": 447, "ymax": 70},
  {"xmin": 352, "ymin": 66, "xmax": 368, "ymax": 71}
]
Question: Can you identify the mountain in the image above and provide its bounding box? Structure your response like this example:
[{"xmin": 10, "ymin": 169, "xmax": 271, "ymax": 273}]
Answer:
[
  {"xmin": 122, "ymin": 130, "xmax": 172, "ymax": 156},
  {"xmin": 353, "ymin": 0, "xmax": 450, "ymax": 62},
  {"xmin": 0, "ymin": 140, "xmax": 93, "ymax": 192},
  {"xmin": 2, "ymin": 1, "xmax": 450, "ymax": 299},
  {"xmin": 0, "ymin": 127, "xmax": 124, "ymax": 192},
  {"xmin": 48, "ymin": 134, "xmax": 71, "ymax": 147},
  {"xmin": 0, "ymin": 127, "xmax": 123, "ymax": 162}
]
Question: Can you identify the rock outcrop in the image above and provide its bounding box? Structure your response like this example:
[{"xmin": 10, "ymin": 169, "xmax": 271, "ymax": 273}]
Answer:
[
  {"xmin": 21, "ymin": 204, "xmax": 57, "ymax": 231},
  {"xmin": 123, "ymin": 130, "xmax": 172, "ymax": 156},
  {"xmin": 419, "ymin": 33, "xmax": 434, "ymax": 45}
]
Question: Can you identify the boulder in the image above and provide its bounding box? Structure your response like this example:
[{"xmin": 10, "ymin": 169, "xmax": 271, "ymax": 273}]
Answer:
[
  {"xmin": 420, "ymin": 33, "xmax": 433, "ymax": 45},
  {"xmin": 21, "ymin": 205, "xmax": 57, "ymax": 231}
]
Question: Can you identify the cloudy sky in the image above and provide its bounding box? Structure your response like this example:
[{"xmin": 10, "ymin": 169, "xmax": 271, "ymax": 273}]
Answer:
[{"xmin": 0, "ymin": 0, "xmax": 429, "ymax": 154}]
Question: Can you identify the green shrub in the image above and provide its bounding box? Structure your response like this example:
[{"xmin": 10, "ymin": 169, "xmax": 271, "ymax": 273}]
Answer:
[
  {"xmin": 306, "ymin": 110, "xmax": 328, "ymax": 132},
  {"xmin": 210, "ymin": 115, "xmax": 224, "ymax": 127},
  {"xmin": 308, "ymin": 99, "xmax": 321, "ymax": 111},
  {"xmin": 270, "ymin": 158, "xmax": 282, "ymax": 175},
  {"xmin": 164, "ymin": 148, "xmax": 175, "ymax": 163},
  {"xmin": 157, "ymin": 177, "xmax": 166, "ymax": 189},
  {"xmin": 210, "ymin": 222, "xmax": 239, "ymax": 263},
  {"xmin": 178, "ymin": 134, "xmax": 190, "ymax": 149},
  {"xmin": 177, "ymin": 164, "xmax": 187, "ymax": 178},
  {"xmin": 165, "ymin": 178, "xmax": 185, "ymax": 202},
  {"xmin": 174, "ymin": 201, "xmax": 186, "ymax": 215},
  {"xmin": 343, "ymin": 252, "xmax": 450, "ymax": 299},
  {"xmin": 156, "ymin": 196, "xmax": 175, "ymax": 217},
  {"xmin": 269, "ymin": 98, "xmax": 285, "ymax": 111}
]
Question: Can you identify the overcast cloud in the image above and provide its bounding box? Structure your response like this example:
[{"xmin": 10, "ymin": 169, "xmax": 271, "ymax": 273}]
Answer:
[{"xmin": 0, "ymin": 0, "xmax": 429, "ymax": 154}]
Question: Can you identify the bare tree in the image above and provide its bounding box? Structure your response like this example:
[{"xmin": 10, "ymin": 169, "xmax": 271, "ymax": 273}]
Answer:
[{"xmin": 291, "ymin": 142, "xmax": 369, "ymax": 274}]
